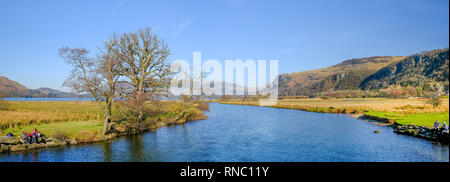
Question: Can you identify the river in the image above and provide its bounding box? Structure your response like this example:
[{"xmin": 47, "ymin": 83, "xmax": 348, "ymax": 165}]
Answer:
[{"xmin": 0, "ymin": 103, "xmax": 448, "ymax": 162}]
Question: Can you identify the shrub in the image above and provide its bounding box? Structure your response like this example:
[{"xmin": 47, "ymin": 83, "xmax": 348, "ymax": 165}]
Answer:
[
  {"xmin": 77, "ymin": 130, "xmax": 95, "ymax": 143},
  {"xmin": 196, "ymin": 102, "xmax": 210, "ymax": 111},
  {"xmin": 427, "ymin": 96, "xmax": 442, "ymax": 108},
  {"xmin": 185, "ymin": 108, "xmax": 208, "ymax": 121},
  {"xmin": 52, "ymin": 130, "xmax": 68, "ymax": 140},
  {"xmin": 118, "ymin": 92, "xmax": 152, "ymax": 122},
  {"xmin": 220, "ymin": 95, "xmax": 232, "ymax": 101}
]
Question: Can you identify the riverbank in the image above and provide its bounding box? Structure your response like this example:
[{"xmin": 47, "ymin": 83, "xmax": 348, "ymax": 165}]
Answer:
[
  {"xmin": 214, "ymin": 98, "xmax": 449, "ymax": 143},
  {"xmin": 0, "ymin": 116, "xmax": 202, "ymax": 153},
  {"xmin": 0, "ymin": 101, "xmax": 209, "ymax": 153},
  {"xmin": 362, "ymin": 114, "xmax": 449, "ymax": 144},
  {"xmin": 2, "ymin": 102, "xmax": 447, "ymax": 162}
]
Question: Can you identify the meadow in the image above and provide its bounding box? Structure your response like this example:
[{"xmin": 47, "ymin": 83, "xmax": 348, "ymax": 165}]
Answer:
[
  {"xmin": 1, "ymin": 98, "xmax": 448, "ymax": 137},
  {"xmin": 217, "ymin": 97, "xmax": 449, "ymax": 127},
  {"xmin": 0, "ymin": 101, "xmax": 102, "ymax": 130},
  {"xmin": 0, "ymin": 100, "xmax": 207, "ymax": 138}
]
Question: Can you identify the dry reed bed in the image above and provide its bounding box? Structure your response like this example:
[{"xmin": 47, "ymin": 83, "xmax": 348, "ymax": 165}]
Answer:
[
  {"xmin": 0, "ymin": 110, "xmax": 101, "ymax": 129},
  {"xmin": 0, "ymin": 100, "xmax": 208, "ymax": 130},
  {"xmin": 219, "ymin": 98, "xmax": 449, "ymax": 114}
]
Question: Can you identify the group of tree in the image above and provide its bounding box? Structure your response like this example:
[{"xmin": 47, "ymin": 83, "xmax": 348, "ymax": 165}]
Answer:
[{"xmin": 59, "ymin": 27, "xmax": 171, "ymax": 135}]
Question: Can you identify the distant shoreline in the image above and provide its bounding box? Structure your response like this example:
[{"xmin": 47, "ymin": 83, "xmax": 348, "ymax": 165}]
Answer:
[
  {"xmin": 213, "ymin": 98, "xmax": 449, "ymax": 144},
  {"xmin": 2, "ymin": 98, "xmax": 95, "ymax": 101}
]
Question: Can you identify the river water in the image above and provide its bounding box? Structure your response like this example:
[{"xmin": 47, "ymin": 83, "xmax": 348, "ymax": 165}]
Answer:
[{"xmin": 0, "ymin": 103, "xmax": 448, "ymax": 162}]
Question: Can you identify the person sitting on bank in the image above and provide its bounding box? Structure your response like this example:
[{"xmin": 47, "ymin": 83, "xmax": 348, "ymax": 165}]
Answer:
[
  {"xmin": 37, "ymin": 131, "xmax": 46, "ymax": 144},
  {"xmin": 39, "ymin": 131, "xmax": 45, "ymax": 138},
  {"xmin": 442, "ymin": 121, "xmax": 449, "ymax": 134},
  {"xmin": 22, "ymin": 131, "xmax": 28, "ymax": 144},
  {"xmin": 32, "ymin": 128, "xmax": 38, "ymax": 144},
  {"xmin": 27, "ymin": 132, "xmax": 32, "ymax": 144},
  {"xmin": 434, "ymin": 120, "xmax": 440, "ymax": 130}
]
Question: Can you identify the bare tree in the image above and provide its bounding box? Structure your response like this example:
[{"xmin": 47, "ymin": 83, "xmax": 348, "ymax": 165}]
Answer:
[
  {"xmin": 427, "ymin": 96, "xmax": 442, "ymax": 108},
  {"xmin": 59, "ymin": 39, "xmax": 121, "ymax": 135},
  {"xmin": 173, "ymin": 68, "xmax": 206, "ymax": 108},
  {"xmin": 112, "ymin": 27, "xmax": 171, "ymax": 121}
]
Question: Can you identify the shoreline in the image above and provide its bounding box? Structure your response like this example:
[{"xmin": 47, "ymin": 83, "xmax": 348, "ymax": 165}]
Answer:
[
  {"xmin": 0, "ymin": 109, "xmax": 207, "ymax": 154},
  {"xmin": 213, "ymin": 101, "xmax": 449, "ymax": 144},
  {"xmin": 363, "ymin": 114, "xmax": 449, "ymax": 144},
  {"xmin": 1, "ymin": 101, "xmax": 448, "ymax": 154}
]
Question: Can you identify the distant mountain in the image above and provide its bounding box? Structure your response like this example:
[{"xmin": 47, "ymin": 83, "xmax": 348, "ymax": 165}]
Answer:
[
  {"xmin": 167, "ymin": 81, "xmax": 253, "ymax": 98},
  {"xmin": 278, "ymin": 56, "xmax": 405, "ymax": 96},
  {"xmin": 0, "ymin": 76, "xmax": 88, "ymax": 98},
  {"xmin": 0, "ymin": 76, "xmax": 28, "ymax": 92},
  {"xmin": 28, "ymin": 87, "xmax": 89, "ymax": 98},
  {"xmin": 360, "ymin": 48, "xmax": 449, "ymax": 92},
  {"xmin": 278, "ymin": 48, "xmax": 449, "ymax": 96}
]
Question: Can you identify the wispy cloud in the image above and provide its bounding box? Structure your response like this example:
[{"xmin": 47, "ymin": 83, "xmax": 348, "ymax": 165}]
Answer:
[{"xmin": 174, "ymin": 20, "xmax": 191, "ymax": 35}]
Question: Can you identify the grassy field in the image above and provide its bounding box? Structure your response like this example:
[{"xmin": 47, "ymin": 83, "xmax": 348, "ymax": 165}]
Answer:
[
  {"xmin": 0, "ymin": 100, "xmax": 206, "ymax": 138},
  {"xmin": 1, "ymin": 98, "xmax": 447, "ymax": 137},
  {"xmin": 0, "ymin": 101, "xmax": 103, "ymax": 129},
  {"xmin": 217, "ymin": 97, "xmax": 449, "ymax": 127},
  {"xmin": 365, "ymin": 111, "xmax": 448, "ymax": 127},
  {"xmin": 1, "ymin": 120, "xmax": 104, "ymax": 138}
]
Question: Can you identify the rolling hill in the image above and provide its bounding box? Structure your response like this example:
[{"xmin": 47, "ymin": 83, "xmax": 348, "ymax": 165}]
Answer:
[
  {"xmin": 0, "ymin": 76, "xmax": 86, "ymax": 98},
  {"xmin": 0, "ymin": 76, "xmax": 28, "ymax": 92},
  {"xmin": 360, "ymin": 48, "xmax": 449, "ymax": 92},
  {"xmin": 3, "ymin": 48, "xmax": 449, "ymax": 98},
  {"xmin": 278, "ymin": 48, "xmax": 449, "ymax": 96},
  {"xmin": 278, "ymin": 56, "xmax": 405, "ymax": 96}
]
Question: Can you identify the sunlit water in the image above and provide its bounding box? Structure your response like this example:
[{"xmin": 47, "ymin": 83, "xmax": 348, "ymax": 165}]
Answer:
[{"xmin": 0, "ymin": 103, "xmax": 448, "ymax": 162}]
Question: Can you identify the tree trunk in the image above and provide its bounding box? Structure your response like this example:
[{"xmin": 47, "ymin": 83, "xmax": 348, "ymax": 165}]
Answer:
[
  {"xmin": 103, "ymin": 115, "xmax": 110, "ymax": 135},
  {"xmin": 103, "ymin": 101, "xmax": 113, "ymax": 135}
]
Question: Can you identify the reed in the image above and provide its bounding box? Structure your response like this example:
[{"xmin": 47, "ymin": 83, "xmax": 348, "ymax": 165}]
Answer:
[
  {"xmin": 0, "ymin": 100, "xmax": 209, "ymax": 136},
  {"xmin": 0, "ymin": 101, "xmax": 103, "ymax": 129},
  {"xmin": 217, "ymin": 98, "xmax": 449, "ymax": 126},
  {"xmin": 218, "ymin": 98, "xmax": 449, "ymax": 114}
]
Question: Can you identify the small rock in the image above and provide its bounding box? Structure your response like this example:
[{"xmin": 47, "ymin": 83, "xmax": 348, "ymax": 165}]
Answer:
[
  {"xmin": 0, "ymin": 144, "xmax": 10, "ymax": 152},
  {"xmin": 35, "ymin": 143, "xmax": 46, "ymax": 149},
  {"xmin": 0, "ymin": 136, "xmax": 19, "ymax": 145},
  {"xmin": 104, "ymin": 134, "xmax": 116, "ymax": 140},
  {"xmin": 46, "ymin": 141, "xmax": 61, "ymax": 147},
  {"xmin": 37, "ymin": 138, "xmax": 45, "ymax": 143},
  {"xmin": 10, "ymin": 144, "xmax": 27, "ymax": 152},
  {"xmin": 51, "ymin": 138, "xmax": 67, "ymax": 145},
  {"xmin": 68, "ymin": 138, "xmax": 78, "ymax": 145}
]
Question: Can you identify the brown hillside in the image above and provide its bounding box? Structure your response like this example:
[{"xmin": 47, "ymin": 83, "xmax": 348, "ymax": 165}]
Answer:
[
  {"xmin": 278, "ymin": 56, "xmax": 405, "ymax": 96},
  {"xmin": 0, "ymin": 76, "xmax": 29, "ymax": 92}
]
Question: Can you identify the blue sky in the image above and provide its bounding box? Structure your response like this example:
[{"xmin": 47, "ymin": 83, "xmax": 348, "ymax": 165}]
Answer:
[{"xmin": 0, "ymin": 0, "xmax": 448, "ymax": 91}]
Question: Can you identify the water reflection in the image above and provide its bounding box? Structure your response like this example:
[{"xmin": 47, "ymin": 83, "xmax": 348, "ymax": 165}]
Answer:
[
  {"xmin": 430, "ymin": 143, "xmax": 449, "ymax": 161},
  {"xmin": 31, "ymin": 151, "xmax": 40, "ymax": 162},
  {"xmin": 102, "ymin": 142, "xmax": 112, "ymax": 162},
  {"xmin": 127, "ymin": 135, "xmax": 145, "ymax": 162}
]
